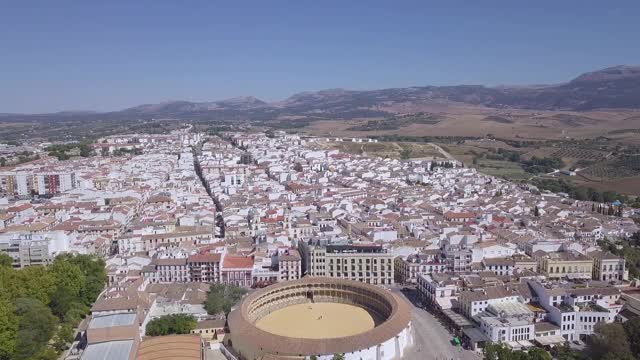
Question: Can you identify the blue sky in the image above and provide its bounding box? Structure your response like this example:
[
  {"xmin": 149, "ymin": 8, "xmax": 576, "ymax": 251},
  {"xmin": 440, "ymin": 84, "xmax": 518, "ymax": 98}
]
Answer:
[{"xmin": 1, "ymin": 0, "xmax": 639, "ymax": 113}]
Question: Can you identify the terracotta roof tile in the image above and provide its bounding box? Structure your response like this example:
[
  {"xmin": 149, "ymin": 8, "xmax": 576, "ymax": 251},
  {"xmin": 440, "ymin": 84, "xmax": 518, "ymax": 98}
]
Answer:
[
  {"xmin": 136, "ymin": 335, "xmax": 201, "ymax": 360},
  {"xmin": 187, "ymin": 253, "xmax": 221, "ymax": 263},
  {"xmin": 223, "ymin": 255, "xmax": 254, "ymax": 269}
]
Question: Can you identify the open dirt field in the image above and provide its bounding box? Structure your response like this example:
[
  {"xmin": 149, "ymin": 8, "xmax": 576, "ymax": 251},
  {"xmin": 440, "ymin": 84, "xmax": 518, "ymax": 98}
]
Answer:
[
  {"xmin": 571, "ymin": 175, "xmax": 640, "ymax": 195},
  {"xmin": 474, "ymin": 159, "xmax": 531, "ymax": 180},
  {"xmin": 299, "ymin": 107, "xmax": 640, "ymax": 142},
  {"xmin": 255, "ymin": 302, "xmax": 378, "ymax": 339}
]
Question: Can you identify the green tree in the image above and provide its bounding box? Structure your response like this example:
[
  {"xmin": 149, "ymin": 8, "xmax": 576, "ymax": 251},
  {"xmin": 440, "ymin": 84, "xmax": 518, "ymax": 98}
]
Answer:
[
  {"xmin": 483, "ymin": 343, "xmax": 510, "ymax": 360},
  {"xmin": 29, "ymin": 347, "xmax": 58, "ymax": 360},
  {"xmin": 623, "ymin": 317, "xmax": 640, "ymax": 358},
  {"xmin": 400, "ymin": 148, "xmax": 412, "ymax": 160},
  {"xmin": 0, "ymin": 298, "xmax": 17, "ymax": 360},
  {"xmin": 527, "ymin": 347, "xmax": 551, "ymax": 360},
  {"xmin": 63, "ymin": 302, "xmax": 89, "ymax": 324},
  {"xmin": 223, "ymin": 285, "xmax": 246, "ymax": 315},
  {"xmin": 550, "ymin": 344, "xmax": 583, "ymax": 360},
  {"xmin": 145, "ymin": 314, "xmax": 196, "ymax": 336},
  {"xmin": 146, "ymin": 318, "xmax": 169, "ymax": 336},
  {"xmin": 591, "ymin": 191, "xmax": 604, "ymax": 203},
  {"xmin": 205, "ymin": 284, "xmax": 247, "ymax": 318},
  {"xmin": 80, "ymin": 275, "xmax": 105, "ymax": 306},
  {"xmin": 62, "ymin": 254, "xmax": 106, "ymax": 305},
  {"xmin": 52, "ymin": 323, "xmax": 75, "ymax": 352},
  {"xmin": 0, "ymin": 267, "xmax": 23, "ymax": 301},
  {"xmin": 0, "ymin": 252, "xmax": 108, "ymax": 359},
  {"xmin": 588, "ymin": 322, "xmax": 633, "ymax": 360},
  {"xmin": 14, "ymin": 298, "xmax": 58, "ymax": 360},
  {"xmin": 572, "ymin": 187, "xmax": 589, "ymax": 201},
  {"xmin": 79, "ymin": 142, "xmax": 92, "ymax": 157},
  {"xmin": 0, "ymin": 253, "xmax": 11, "ymax": 268},
  {"xmin": 603, "ymin": 191, "xmax": 618, "ymax": 203},
  {"xmin": 49, "ymin": 258, "xmax": 86, "ymax": 299},
  {"xmin": 172, "ymin": 314, "xmax": 197, "ymax": 334},
  {"xmin": 50, "ymin": 286, "xmax": 77, "ymax": 319},
  {"xmin": 331, "ymin": 354, "xmax": 345, "ymax": 360},
  {"xmin": 17, "ymin": 266, "xmax": 56, "ymax": 305},
  {"xmin": 64, "ymin": 254, "xmax": 107, "ymax": 279},
  {"xmin": 483, "ymin": 342, "xmax": 551, "ymax": 360},
  {"xmin": 204, "ymin": 290, "xmax": 225, "ymax": 316}
]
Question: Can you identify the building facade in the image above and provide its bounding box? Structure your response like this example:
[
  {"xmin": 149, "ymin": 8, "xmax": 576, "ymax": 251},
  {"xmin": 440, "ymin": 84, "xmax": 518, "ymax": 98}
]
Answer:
[
  {"xmin": 187, "ymin": 253, "xmax": 222, "ymax": 283},
  {"xmin": 539, "ymin": 251, "xmax": 593, "ymax": 280},
  {"xmin": 301, "ymin": 243, "xmax": 395, "ymax": 285},
  {"xmin": 416, "ymin": 273, "xmax": 459, "ymax": 310},
  {"xmin": 588, "ymin": 251, "xmax": 627, "ymax": 282},
  {"xmin": 277, "ymin": 249, "xmax": 302, "ymax": 282},
  {"xmin": 394, "ymin": 251, "xmax": 446, "ymax": 284},
  {"xmin": 0, "ymin": 234, "xmax": 53, "ymax": 268}
]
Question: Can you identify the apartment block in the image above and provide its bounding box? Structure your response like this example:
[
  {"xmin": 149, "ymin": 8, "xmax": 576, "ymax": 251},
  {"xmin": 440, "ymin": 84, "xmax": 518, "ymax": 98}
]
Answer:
[
  {"xmin": 0, "ymin": 234, "xmax": 53, "ymax": 268},
  {"xmin": 539, "ymin": 251, "xmax": 593, "ymax": 280},
  {"xmin": 394, "ymin": 250, "xmax": 446, "ymax": 284},
  {"xmin": 587, "ymin": 250, "xmax": 627, "ymax": 282},
  {"xmin": 301, "ymin": 242, "xmax": 394, "ymax": 285},
  {"xmin": 188, "ymin": 253, "xmax": 222, "ymax": 283}
]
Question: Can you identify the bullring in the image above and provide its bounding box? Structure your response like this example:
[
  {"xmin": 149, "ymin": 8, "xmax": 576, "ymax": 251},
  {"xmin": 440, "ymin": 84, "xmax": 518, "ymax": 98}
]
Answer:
[{"xmin": 226, "ymin": 277, "xmax": 413, "ymax": 360}]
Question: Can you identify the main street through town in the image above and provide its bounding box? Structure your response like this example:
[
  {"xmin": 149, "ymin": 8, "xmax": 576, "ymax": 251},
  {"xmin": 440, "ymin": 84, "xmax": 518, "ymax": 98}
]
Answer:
[{"xmin": 391, "ymin": 288, "xmax": 481, "ymax": 360}]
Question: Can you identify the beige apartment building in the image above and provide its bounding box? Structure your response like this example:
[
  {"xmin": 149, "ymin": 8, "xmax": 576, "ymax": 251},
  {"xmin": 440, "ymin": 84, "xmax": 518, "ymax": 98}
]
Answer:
[
  {"xmin": 587, "ymin": 250, "xmax": 627, "ymax": 282},
  {"xmin": 539, "ymin": 251, "xmax": 593, "ymax": 280},
  {"xmin": 277, "ymin": 249, "xmax": 302, "ymax": 282},
  {"xmin": 0, "ymin": 234, "xmax": 52, "ymax": 268},
  {"xmin": 513, "ymin": 254, "xmax": 538, "ymax": 273},
  {"xmin": 300, "ymin": 242, "xmax": 394, "ymax": 285}
]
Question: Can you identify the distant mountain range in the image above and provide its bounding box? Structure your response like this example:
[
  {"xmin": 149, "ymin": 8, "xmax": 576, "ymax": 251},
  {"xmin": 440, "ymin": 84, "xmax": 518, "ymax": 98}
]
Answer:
[{"xmin": 4, "ymin": 65, "xmax": 640, "ymax": 122}]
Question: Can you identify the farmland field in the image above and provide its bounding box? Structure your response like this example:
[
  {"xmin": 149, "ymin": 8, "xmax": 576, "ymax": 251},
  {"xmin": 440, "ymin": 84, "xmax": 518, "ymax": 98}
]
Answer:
[
  {"xmin": 582, "ymin": 166, "xmax": 640, "ymax": 179},
  {"xmin": 473, "ymin": 159, "xmax": 530, "ymax": 180},
  {"xmin": 549, "ymin": 148, "xmax": 610, "ymax": 160}
]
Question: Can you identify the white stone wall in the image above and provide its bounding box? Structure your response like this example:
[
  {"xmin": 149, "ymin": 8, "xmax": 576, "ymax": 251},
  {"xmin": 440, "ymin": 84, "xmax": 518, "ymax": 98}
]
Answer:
[{"xmin": 309, "ymin": 323, "xmax": 412, "ymax": 360}]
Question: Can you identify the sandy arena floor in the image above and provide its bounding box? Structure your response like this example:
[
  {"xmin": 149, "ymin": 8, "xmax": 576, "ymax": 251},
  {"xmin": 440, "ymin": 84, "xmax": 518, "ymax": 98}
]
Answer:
[{"xmin": 255, "ymin": 302, "xmax": 377, "ymax": 339}]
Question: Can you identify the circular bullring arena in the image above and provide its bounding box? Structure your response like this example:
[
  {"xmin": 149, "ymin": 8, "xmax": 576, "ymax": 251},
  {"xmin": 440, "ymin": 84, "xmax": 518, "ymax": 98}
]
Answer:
[{"xmin": 226, "ymin": 277, "xmax": 413, "ymax": 360}]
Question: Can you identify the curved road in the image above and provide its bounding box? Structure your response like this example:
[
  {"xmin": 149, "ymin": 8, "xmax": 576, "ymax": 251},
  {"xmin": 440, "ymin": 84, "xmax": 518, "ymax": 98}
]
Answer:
[{"xmin": 391, "ymin": 288, "xmax": 481, "ymax": 360}]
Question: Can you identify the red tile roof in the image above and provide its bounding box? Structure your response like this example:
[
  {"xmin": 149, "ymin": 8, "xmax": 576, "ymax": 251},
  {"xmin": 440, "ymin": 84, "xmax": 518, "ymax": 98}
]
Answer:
[
  {"xmin": 222, "ymin": 255, "xmax": 254, "ymax": 269},
  {"xmin": 260, "ymin": 216, "xmax": 285, "ymax": 223},
  {"xmin": 7, "ymin": 203, "xmax": 32, "ymax": 212},
  {"xmin": 187, "ymin": 253, "xmax": 221, "ymax": 263},
  {"xmin": 444, "ymin": 211, "xmax": 476, "ymax": 219}
]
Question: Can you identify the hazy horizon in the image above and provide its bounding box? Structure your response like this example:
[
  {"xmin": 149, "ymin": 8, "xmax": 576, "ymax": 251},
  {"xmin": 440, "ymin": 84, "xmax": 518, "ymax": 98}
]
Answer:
[{"xmin": 2, "ymin": 0, "xmax": 639, "ymax": 113}]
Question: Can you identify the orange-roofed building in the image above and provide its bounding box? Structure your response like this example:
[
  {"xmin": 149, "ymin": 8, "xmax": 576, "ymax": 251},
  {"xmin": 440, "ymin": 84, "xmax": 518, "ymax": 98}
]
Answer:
[
  {"xmin": 136, "ymin": 335, "xmax": 202, "ymax": 360},
  {"xmin": 444, "ymin": 211, "xmax": 476, "ymax": 223},
  {"xmin": 187, "ymin": 253, "xmax": 222, "ymax": 283},
  {"xmin": 221, "ymin": 255, "xmax": 254, "ymax": 288}
]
